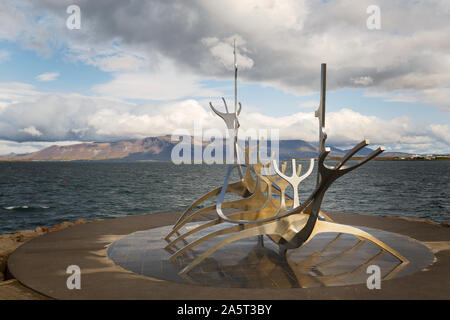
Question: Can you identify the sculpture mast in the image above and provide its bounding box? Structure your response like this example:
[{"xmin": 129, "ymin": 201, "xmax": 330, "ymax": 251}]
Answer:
[
  {"xmin": 234, "ymin": 39, "xmax": 238, "ymax": 114},
  {"xmin": 315, "ymin": 63, "xmax": 327, "ymax": 186},
  {"xmin": 233, "ymin": 39, "xmax": 242, "ymax": 175},
  {"xmin": 315, "ymin": 63, "xmax": 327, "ymax": 153}
]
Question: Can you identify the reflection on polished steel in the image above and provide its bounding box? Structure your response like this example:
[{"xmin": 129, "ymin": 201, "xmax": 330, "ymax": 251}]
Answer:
[
  {"xmin": 165, "ymin": 52, "xmax": 410, "ymax": 277},
  {"xmin": 109, "ymin": 223, "xmax": 433, "ymax": 288}
]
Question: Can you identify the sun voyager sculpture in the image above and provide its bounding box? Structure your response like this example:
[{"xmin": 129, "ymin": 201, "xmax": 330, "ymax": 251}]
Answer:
[{"xmin": 164, "ymin": 45, "xmax": 409, "ymax": 280}]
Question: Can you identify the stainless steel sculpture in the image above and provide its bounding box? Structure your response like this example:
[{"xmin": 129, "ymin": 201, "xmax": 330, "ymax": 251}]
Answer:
[{"xmin": 165, "ymin": 47, "xmax": 409, "ymax": 277}]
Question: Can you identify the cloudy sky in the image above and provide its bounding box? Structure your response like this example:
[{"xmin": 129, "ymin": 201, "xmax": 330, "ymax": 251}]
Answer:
[{"xmin": 0, "ymin": 0, "xmax": 449, "ymax": 155}]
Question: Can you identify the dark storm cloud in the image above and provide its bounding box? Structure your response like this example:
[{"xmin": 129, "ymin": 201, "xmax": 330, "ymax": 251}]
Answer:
[{"xmin": 20, "ymin": 0, "xmax": 449, "ymax": 109}]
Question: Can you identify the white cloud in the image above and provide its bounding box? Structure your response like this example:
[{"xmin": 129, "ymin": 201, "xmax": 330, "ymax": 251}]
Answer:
[
  {"xmin": 430, "ymin": 124, "xmax": 450, "ymax": 144},
  {"xmin": 93, "ymin": 57, "xmax": 222, "ymax": 100},
  {"xmin": 0, "ymin": 140, "xmax": 83, "ymax": 156},
  {"xmin": 92, "ymin": 54, "xmax": 147, "ymax": 72},
  {"xmin": 351, "ymin": 76, "xmax": 373, "ymax": 86},
  {"xmin": 66, "ymin": 45, "xmax": 149, "ymax": 72},
  {"xmin": 0, "ymin": 1, "xmax": 57, "ymax": 56},
  {"xmin": 364, "ymin": 87, "xmax": 450, "ymax": 112},
  {"xmin": 0, "ymin": 89, "xmax": 448, "ymax": 154},
  {"xmin": 419, "ymin": 87, "xmax": 450, "ymax": 112},
  {"xmin": 36, "ymin": 72, "xmax": 59, "ymax": 82},
  {"xmin": 0, "ymin": 82, "xmax": 40, "ymax": 103},
  {"xmin": 86, "ymin": 99, "xmax": 223, "ymax": 138},
  {"xmin": 202, "ymin": 35, "xmax": 254, "ymax": 71},
  {"xmin": 201, "ymin": 0, "xmax": 308, "ymax": 35},
  {"xmin": 0, "ymin": 2, "xmax": 28, "ymax": 41},
  {"xmin": 20, "ymin": 126, "xmax": 42, "ymax": 137},
  {"xmin": 0, "ymin": 101, "xmax": 9, "ymax": 112}
]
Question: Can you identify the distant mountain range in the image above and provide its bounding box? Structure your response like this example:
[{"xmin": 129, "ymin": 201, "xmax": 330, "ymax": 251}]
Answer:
[{"xmin": 0, "ymin": 136, "xmax": 411, "ymax": 161}]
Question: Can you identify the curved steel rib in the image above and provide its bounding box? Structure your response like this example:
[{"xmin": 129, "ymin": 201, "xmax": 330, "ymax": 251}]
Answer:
[
  {"xmin": 167, "ymin": 141, "xmax": 287, "ymax": 240},
  {"xmin": 166, "ymin": 160, "xmax": 292, "ymax": 248},
  {"xmin": 165, "ymin": 170, "xmax": 285, "ymax": 250}
]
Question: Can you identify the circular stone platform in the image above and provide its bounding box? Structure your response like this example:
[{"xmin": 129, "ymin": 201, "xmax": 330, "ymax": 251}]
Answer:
[
  {"xmin": 108, "ymin": 223, "xmax": 433, "ymax": 288},
  {"xmin": 7, "ymin": 211, "xmax": 450, "ymax": 299}
]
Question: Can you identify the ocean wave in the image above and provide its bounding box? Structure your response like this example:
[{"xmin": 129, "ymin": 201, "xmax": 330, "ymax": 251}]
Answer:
[{"xmin": 3, "ymin": 205, "xmax": 50, "ymax": 212}]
